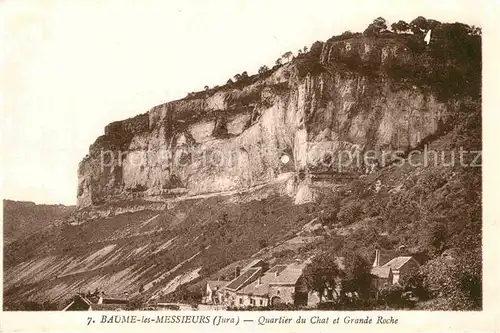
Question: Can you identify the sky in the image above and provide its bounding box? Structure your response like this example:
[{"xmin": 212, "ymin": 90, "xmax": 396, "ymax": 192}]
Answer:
[{"xmin": 0, "ymin": 0, "xmax": 487, "ymax": 205}]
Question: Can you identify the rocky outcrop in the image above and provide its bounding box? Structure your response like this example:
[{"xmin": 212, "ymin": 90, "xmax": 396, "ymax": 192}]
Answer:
[{"xmin": 77, "ymin": 36, "xmax": 455, "ymax": 209}]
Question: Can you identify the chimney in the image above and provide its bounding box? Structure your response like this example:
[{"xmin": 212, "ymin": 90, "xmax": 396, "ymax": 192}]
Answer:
[
  {"xmin": 257, "ymin": 277, "xmax": 261, "ymax": 286},
  {"xmin": 373, "ymin": 249, "xmax": 380, "ymax": 267},
  {"xmin": 235, "ymin": 266, "xmax": 241, "ymax": 278},
  {"xmin": 275, "ymin": 271, "xmax": 279, "ymax": 278}
]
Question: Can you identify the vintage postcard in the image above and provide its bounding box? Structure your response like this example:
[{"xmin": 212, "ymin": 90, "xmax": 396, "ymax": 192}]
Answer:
[{"xmin": 1, "ymin": 0, "xmax": 498, "ymax": 332}]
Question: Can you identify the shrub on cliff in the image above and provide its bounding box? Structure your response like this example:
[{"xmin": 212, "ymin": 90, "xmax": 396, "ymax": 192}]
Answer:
[
  {"xmin": 258, "ymin": 65, "xmax": 269, "ymax": 74},
  {"xmin": 282, "ymin": 51, "xmax": 293, "ymax": 63},
  {"xmin": 409, "ymin": 16, "xmax": 429, "ymax": 36},
  {"xmin": 363, "ymin": 17, "xmax": 388, "ymax": 36},
  {"xmin": 309, "ymin": 41, "xmax": 323, "ymax": 59},
  {"xmin": 212, "ymin": 117, "xmax": 229, "ymax": 138},
  {"xmin": 295, "ymin": 56, "xmax": 326, "ymax": 78},
  {"xmin": 391, "ymin": 20, "xmax": 410, "ymax": 33}
]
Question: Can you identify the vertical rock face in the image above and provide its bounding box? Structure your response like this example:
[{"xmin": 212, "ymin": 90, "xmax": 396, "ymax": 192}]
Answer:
[{"xmin": 77, "ymin": 37, "xmax": 453, "ymax": 209}]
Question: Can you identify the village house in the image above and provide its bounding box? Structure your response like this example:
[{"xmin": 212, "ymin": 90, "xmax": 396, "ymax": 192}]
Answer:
[
  {"xmin": 371, "ymin": 266, "xmax": 393, "ymax": 287},
  {"xmin": 213, "ymin": 261, "xmax": 309, "ymax": 308},
  {"xmin": 382, "ymin": 256, "xmax": 420, "ymax": 284},
  {"xmin": 266, "ymin": 263, "xmax": 308, "ymax": 306},
  {"xmin": 63, "ymin": 294, "xmax": 93, "ymax": 311},
  {"xmin": 97, "ymin": 292, "xmax": 129, "ymax": 306},
  {"xmin": 370, "ymin": 249, "xmax": 421, "ymax": 295},
  {"xmin": 234, "ymin": 265, "xmax": 288, "ymax": 307},
  {"xmin": 223, "ymin": 266, "xmax": 264, "ymax": 306},
  {"xmin": 63, "ymin": 291, "xmax": 130, "ymax": 311}
]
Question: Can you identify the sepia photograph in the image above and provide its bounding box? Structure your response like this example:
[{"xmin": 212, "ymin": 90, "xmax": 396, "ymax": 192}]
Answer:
[{"xmin": 1, "ymin": 0, "xmax": 487, "ymax": 319}]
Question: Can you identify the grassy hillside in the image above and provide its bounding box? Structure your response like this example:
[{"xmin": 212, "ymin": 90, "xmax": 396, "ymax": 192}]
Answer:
[
  {"xmin": 3, "ymin": 200, "xmax": 75, "ymax": 245},
  {"xmin": 4, "ymin": 186, "xmax": 322, "ymax": 309}
]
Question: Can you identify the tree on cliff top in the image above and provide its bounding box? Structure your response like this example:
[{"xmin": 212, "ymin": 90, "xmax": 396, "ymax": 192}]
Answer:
[
  {"xmin": 282, "ymin": 51, "xmax": 293, "ymax": 63},
  {"xmin": 258, "ymin": 65, "xmax": 269, "ymax": 74},
  {"xmin": 410, "ymin": 16, "xmax": 429, "ymax": 35},
  {"xmin": 233, "ymin": 71, "xmax": 248, "ymax": 82},
  {"xmin": 391, "ymin": 20, "xmax": 410, "ymax": 33},
  {"xmin": 363, "ymin": 17, "xmax": 387, "ymax": 36},
  {"xmin": 309, "ymin": 41, "xmax": 323, "ymax": 58}
]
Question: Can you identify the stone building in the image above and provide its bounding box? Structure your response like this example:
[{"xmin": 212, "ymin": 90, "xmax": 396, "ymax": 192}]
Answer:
[
  {"xmin": 221, "ymin": 263, "xmax": 309, "ymax": 308},
  {"xmin": 370, "ymin": 249, "xmax": 421, "ymax": 291}
]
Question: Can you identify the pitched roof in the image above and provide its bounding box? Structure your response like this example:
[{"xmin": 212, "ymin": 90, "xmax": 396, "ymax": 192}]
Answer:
[
  {"xmin": 242, "ymin": 259, "xmax": 265, "ymax": 272},
  {"xmin": 207, "ymin": 280, "xmax": 229, "ymax": 290},
  {"xmin": 268, "ymin": 263, "xmax": 305, "ymax": 285},
  {"xmin": 78, "ymin": 295, "xmax": 93, "ymax": 306},
  {"xmin": 266, "ymin": 265, "xmax": 288, "ymax": 275},
  {"xmin": 91, "ymin": 304, "xmax": 125, "ymax": 311},
  {"xmin": 101, "ymin": 294, "xmax": 129, "ymax": 301},
  {"xmin": 373, "ymin": 249, "xmax": 399, "ymax": 266},
  {"xmin": 238, "ymin": 279, "xmax": 270, "ymax": 296},
  {"xmin": 62, "ymin": 295, "xmax": 93, "ymax": 311},
  {"xmin": 237, "ymin": 265, "xmax": 287, "ymax": 296},
  {"xmin": 382, "ymin": 256, "xmax": 414, "ymax": 270},
  {"xmin": 370, "ymin": 266, "xmax": 392, "ymax": 279},
  {"xmin": 225, "ymin": 267, "xmax": 262, "ymax": 291}
]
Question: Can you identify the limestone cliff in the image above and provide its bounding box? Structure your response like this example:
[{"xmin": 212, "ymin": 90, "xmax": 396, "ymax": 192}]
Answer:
[{"xmin": 77, "ymin": 36, "xmax": 458, "ymax": 209}]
